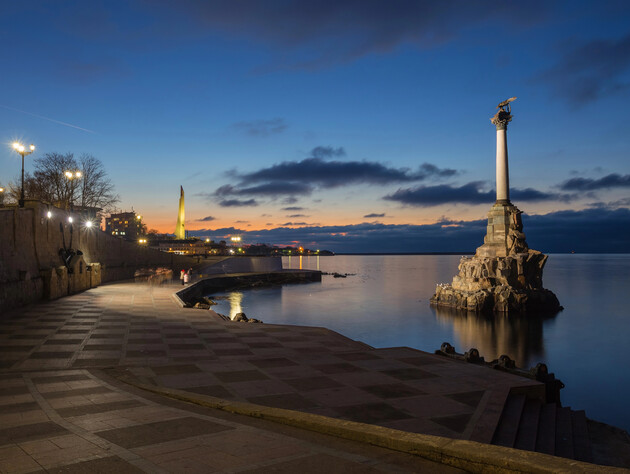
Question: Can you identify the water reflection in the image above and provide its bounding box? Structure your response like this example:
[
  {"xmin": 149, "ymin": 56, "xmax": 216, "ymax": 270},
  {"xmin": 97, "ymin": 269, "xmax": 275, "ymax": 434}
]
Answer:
[
  {"xmin": 228, "ymin": 291, "xmax": 243, "ymax": 320},
  {"xmin": 432, "ymin": 306, "xmax": 558, "ymax": 368}
]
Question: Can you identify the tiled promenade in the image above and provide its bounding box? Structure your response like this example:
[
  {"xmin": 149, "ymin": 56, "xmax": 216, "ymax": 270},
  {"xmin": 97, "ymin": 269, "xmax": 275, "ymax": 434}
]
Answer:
[{"xmin": 0, "ymin": 280, "xmax": 547, "ymax": 472}]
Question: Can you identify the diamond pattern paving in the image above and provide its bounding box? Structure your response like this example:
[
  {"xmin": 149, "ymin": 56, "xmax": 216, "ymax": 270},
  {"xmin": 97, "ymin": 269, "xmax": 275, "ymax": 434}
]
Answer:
[{"xmin": 0, "ymin": 279, "xmax": 545, "ymax": 472}]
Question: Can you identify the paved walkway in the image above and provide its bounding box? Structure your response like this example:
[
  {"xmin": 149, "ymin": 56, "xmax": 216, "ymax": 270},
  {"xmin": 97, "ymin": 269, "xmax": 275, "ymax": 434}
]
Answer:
[{"xmin": 0, "ymin": 280, "xmax": 550, "ymax": 473}]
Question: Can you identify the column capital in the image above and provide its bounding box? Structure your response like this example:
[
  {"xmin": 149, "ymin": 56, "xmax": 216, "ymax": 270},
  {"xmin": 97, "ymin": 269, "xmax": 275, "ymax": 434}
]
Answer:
[{"xmin": 491, "ymin": 110, "xmax": 512, "ymax": 130}]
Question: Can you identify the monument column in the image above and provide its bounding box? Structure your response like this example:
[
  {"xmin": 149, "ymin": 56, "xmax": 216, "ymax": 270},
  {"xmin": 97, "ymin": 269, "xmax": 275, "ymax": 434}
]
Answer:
[
  {"xmin": 175, "ymin": 186, "xmax": 185, "ymax": 240},
  {"xmin": 491, "ymin": 98, "xmax": 514, "ymax": 205}
]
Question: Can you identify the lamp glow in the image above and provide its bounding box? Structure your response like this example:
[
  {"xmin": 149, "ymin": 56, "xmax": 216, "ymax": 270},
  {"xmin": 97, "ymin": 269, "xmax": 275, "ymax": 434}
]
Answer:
[
  {"xmin": 68, "ymin": 217, "xmax": 73, "ymax": 223},
  {"xmin": 12, "ymin": 140, "xmax": 36, "ymax": 207},
  {"xmin": 47, "ymin": 211, "xmax": 52, "ymax": 218}
]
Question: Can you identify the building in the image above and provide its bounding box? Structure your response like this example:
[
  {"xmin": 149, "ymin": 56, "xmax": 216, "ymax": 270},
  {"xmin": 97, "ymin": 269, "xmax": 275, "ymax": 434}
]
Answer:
[{"xmin": 105, "ymin": 211, "xmax": 147, "ymax": 241}]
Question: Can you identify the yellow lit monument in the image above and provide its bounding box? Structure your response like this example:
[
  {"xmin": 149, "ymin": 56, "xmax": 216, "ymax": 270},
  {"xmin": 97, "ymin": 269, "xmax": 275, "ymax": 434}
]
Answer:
[{"xmin": 175, "ymin": 186, "xmax": 185, "ymax": 240}]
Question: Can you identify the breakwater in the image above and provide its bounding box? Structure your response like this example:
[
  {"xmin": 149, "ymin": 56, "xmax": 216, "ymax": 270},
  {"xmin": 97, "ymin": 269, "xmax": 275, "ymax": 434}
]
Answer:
[{"xmin": 175, "ymin": 270, "xmax": 322, "ymax": 308}]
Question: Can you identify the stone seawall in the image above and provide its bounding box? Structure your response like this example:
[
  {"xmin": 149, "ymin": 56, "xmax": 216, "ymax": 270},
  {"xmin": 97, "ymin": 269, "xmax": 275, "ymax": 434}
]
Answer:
[{"xmin": 1, "ymin": 202, "xmax": 271, "ymax": 313}]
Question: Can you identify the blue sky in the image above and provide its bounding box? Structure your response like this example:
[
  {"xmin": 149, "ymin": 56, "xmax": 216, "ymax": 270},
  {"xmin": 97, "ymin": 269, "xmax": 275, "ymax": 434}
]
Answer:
[{"xmin": 1, "ymin": 1, "xmax": 629, "ymax": 252}]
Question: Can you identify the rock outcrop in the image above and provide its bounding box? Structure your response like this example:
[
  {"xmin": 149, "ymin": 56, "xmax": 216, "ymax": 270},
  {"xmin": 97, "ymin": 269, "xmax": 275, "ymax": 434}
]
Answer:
[{"xmin": 431, "ymin": 203, "xmax": 561, "ymax": 314}]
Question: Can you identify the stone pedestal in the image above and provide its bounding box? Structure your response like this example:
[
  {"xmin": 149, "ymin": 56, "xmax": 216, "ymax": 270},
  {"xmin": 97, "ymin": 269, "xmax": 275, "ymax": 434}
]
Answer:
[{"xmin": 431, "ymin": 203, "xmax": 561, "ymax": 314}]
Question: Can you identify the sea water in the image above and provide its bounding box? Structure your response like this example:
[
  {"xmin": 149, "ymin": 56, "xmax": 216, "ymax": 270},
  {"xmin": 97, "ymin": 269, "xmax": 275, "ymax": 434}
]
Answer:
[{"xmin": 207, "ymin": 254, "xmax": 630, "ymax": 431}]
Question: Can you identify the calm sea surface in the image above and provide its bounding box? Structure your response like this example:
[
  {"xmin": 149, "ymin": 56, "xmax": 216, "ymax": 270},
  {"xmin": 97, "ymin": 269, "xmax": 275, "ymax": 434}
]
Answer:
[{"xmin": 208, "ymin": 254, "xmax": 630, "ymax": 431}]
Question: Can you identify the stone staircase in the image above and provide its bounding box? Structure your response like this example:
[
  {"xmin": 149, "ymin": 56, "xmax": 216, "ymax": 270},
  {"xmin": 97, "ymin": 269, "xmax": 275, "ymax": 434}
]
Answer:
[{"xmin": 492, "ymin": 394, "xmax": 593, "ymax": 462}]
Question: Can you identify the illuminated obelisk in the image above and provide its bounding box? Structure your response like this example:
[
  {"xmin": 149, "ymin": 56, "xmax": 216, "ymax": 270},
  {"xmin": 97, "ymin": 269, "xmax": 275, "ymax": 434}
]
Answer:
[{"xmin": 175, "ymin": 186, "xmax": 185, "ymax": 240}]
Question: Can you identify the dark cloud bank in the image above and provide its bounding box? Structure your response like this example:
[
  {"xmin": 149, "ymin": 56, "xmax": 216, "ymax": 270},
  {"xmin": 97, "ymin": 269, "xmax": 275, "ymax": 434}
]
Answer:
[
  {"xmin": 384, "ymin": 182, "xmax": 573, "ymax": 206},
  {"xmin": 209, "ymin": 146, "xmax": 458, "ymax": 206},
  {"xmin": 535, "ymin": 33, "xmax": 630, "ymax": 105},
  {"xmin": 191, "ymin": 208, "xmax": 630, "ymax": 254},
  {"xmin": 151, "ymin": 0, "xmax": 548, "ymax": 68}
]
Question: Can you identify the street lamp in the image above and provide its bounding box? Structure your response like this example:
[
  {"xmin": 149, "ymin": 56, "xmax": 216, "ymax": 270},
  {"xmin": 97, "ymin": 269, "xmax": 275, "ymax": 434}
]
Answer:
[
  {"xmin": 0, "ymin": 186, "xmax": 4, "ymax": 207},
  {"xmin": 64, "ymin": 170, "xmax": 82, "ymax": 210},
  {"xmin": 12, "ymin": 142, "xmax": 35, "ymax": 207}
]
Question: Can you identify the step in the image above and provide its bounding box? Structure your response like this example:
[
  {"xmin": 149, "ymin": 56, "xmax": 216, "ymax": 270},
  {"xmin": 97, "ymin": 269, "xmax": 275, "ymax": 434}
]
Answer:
[
  {"xmin": 555, "ymin": 406, "xmax": 574, "ymax": 459},
  {"xmin": 571, "ymin": 410, "xmax": 593, "ymax": 463},
  {"xmin": 535, "ymin": 403, "xmax": 556, "ymax": 455},
  {"xmin": 514, "ymin": 398, "xmax": 541, "ymax": 452},
  {"xmin": 492, "ymin": 394, "xmax": 526, "ymax": 447}
]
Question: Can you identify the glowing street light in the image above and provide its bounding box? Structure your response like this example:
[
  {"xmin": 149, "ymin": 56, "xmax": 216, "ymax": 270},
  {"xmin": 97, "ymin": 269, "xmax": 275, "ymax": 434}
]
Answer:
[
  {"xmin": 12, "ymin": 142, "xmax": 35, "ymax": 207},
  {"xmin": 0, "ymin": 186, "xmax": 4, "ymax": 207},
  {"xmin": 64, "ymin": 169, "xmax": 82, "ymax": 210}
]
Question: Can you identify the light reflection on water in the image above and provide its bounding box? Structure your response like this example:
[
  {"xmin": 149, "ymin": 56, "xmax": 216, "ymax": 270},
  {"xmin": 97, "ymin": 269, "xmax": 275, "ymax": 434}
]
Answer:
[{"xmin": 208, "ymin": 254, "xmax": 630, "ymax": 431}]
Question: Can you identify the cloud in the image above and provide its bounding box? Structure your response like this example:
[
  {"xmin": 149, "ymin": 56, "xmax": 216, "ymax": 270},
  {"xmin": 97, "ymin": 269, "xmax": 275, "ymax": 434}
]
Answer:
[
  {"xmin": 188, "ymin": 208, "xmax": 630, "ymax": 253},
  {"xmin": 238, "ymin": 158, "xmax": 457, "ymax": 188},
  {"xmin": 151, "ymin": 1, "xmax": 548, "ymax": 68},
  {"xmin": 282, "ymin": 206, "xmax": 305, "ymax": 211},
  {"xmin": 535, "ymin": 33, "xmax": 630, "ymax": 105},
  {"xmin": 589, "ymin": 197, "xmax": 630, "ymax": 209},
  {"xmin": 311, "ymin": 146, "xmax": 346, "ymax": 159},
  {"xmin": 559, "ymin": 173, "xmax": 630, "ymax": 191},
  {"xmin": 384, "ymin": 182, "xmax": 573, "ymax": 206},
  {"xmin": 215, "ymin": 182, "xmax": 313, "ymax": 198},
  {"xmin": 364, "ymin": 213, "xmax": 385, "ymax": 218},
  {"xmin": 218, "ymin": 198, "xmax": 258, "ymax": 207},
  {"xmin": 196, "ymin": 215, "xmax": 216, "ymax": 222},
  {"xmin": 281, "ymin": 222, "xmax": 310, "ymax": 226},
  {"xmin": 286, "ymin": 214, "xmax": 307, "ymax": 218},
  {"xmin": 231, "ymin": 118, "xmax": 288, "ymax": 137},
  {"xmin": 212, "ymin": 148, "xmax": 458, "ymax": 202}
]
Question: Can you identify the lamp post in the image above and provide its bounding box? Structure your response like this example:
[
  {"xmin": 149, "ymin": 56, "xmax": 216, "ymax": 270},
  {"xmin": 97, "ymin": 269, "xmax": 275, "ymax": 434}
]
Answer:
[
  {"xmin": 12, "ymin": 142, "xmax": 35, "ymax": 207},
  {"xmin": 64, "ymin": 170, "xmax": 82, "ymax": 211},
  {"xmin": 0, "ymin": 187, "xmax": 4, "ymax": 207}
]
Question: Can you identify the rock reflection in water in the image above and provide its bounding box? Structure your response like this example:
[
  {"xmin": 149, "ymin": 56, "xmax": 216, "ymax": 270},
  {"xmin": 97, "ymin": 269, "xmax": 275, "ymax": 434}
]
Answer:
[{"xmin": 432, "ymin": 306, "xmax": 558, "ymax": 368}]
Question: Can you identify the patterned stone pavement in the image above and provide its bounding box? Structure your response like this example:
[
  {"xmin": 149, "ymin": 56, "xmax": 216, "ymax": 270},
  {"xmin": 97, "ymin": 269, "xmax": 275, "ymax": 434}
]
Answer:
[{"xmin": 0, "ymin": 280, "xmax": 543, "ymax": 472}]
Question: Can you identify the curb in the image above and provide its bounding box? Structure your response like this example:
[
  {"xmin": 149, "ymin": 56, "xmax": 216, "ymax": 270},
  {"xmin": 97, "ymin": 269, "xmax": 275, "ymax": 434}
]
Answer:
[{"xmin": 115, "ymin": 375, "xmax": 623, "ymax": 474}]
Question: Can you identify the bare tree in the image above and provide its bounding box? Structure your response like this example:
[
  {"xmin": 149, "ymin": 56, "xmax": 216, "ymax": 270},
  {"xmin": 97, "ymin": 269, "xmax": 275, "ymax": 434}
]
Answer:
[
  {"xmin": 76, "ymin": 154, "xmax": 118, "ymax": 212},
  {"xmin": 5, "ymin": 152, "xmax": 118, "ymax": 211},
  {"xmin": 32, "ymin": 152, "xmax": 79, "ymax": 207}
]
